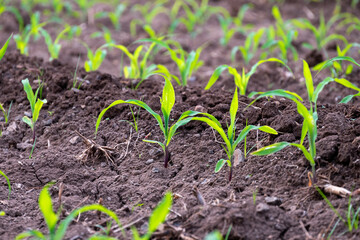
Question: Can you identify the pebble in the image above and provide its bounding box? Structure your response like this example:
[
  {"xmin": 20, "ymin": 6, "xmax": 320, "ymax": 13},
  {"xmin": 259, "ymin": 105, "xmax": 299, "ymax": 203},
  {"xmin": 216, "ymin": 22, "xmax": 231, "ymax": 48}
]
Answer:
[
  {"xmin": 194, "ymin": 134, "xmax": 200, "ymax": 138},
  {"xmin": 43, "ymin": 118, "xmax": 53, "ymax": 126},
  {"xmin": 6, "ymin": 122, "xmax": 17, "ymax": 132},
  {"xmin": 265, "ymin": 196, "xmax": 282, "ymax": 206},
  {"xmin": 149, "ymin": 148, "xmax": 162, "ymax": 157},
  {"xmin": 16, "ymin": 142, "xmax": 33, "ymax": 151},
  {"xmin": 152, "ymin": 167, "xmax": 159, "ymax": 173},
  {"xmin": 256, "ymin": 203, "xmax": 270, "ymax": 213},
  {"xmin": 194, "ymin": 105, "xmax": 206, "ymax": 113},
  {"xmin": 24, "ymin": 111, "xmax": 32, "ymax": 118},
  {"xmin": 146, "ymin": 159, "xmax": 154, "ymax": 165},
  {"xmin": 69, "ymin": 136, "xmax": 80, "ymax": 145}
]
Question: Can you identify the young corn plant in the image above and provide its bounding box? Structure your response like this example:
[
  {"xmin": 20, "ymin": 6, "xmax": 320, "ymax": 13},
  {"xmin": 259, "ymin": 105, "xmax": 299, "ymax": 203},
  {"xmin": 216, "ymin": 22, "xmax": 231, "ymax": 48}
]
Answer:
[
  {"xmin": 206, "ymin": 58, "xmax": 290, "ymax": 95},
  {"xmin": 231, "ymin": 28, "xmax": 265, "ymax": 66},
  {"xmin": 191, "ymin": 87, "xmax": 278, "ymax": 181},
  {"xmin": 90, "ymin": 27, "xmax": 115, "ymax": 48},
  {"xmin": 0, "ymin": 101, "xmax": 12, "ymax": 136},
  {"xmin": 292, "ymin": 12, "xmax": 348, "ymax": 53},
  {"xmin": 29, "ymin": 11, "xmax": 48, "ymax": 41},
  {"xmin": 82, "ymin": 43, "xmax": 107, "ymax": 72},
  {"xmin": 22, "ymin": 78, "xmax": 47, "ymax": 145},
  {"xmin": 0, "ymin": 169, "xmax": 11, "ymax": 216},
  {"xmin": 15, "ymin": 183, "xmax": 122, "ymax": 240},
  {"xmin": 94, "ymin": 3, "xmax": 126, "ymax": 31},
  {"xmin": 40, "ymin": 26, "xmax": 70, "ymax": 61},
  {"xmin": 110, "ymin": 42, "xmax": 159, "ymax": 89},
  {"xmin": 313, "ymin": 44, "xmax": 360, "ymax": 77},
  {"xmin": 132, "ymin": 192, "xmax": 172, "ymax": 240},
  {"xmin": 14, "ymin": 26, "xmax": 32, "ymax": 56},
  {"xmin": 143, "ymin": 39, "xmax": 204, "ymax": 87},
  {"xmin": 0, "ymin": 34, "xmax": 12, "ymax": 61},
  {"xmin": 249, "ymin": 60, "xmax": 359, "ymax": 184},
  {"xmin": 218, "ymin": 14, "xmax": 237, "ymax": 47},
  {"xmin": 130, "ymin": 0, "xmax": 168, "ymax": 37},
  {"xmin": 95, "ymin": 75, "xmax": 202, "ymax": 168}
]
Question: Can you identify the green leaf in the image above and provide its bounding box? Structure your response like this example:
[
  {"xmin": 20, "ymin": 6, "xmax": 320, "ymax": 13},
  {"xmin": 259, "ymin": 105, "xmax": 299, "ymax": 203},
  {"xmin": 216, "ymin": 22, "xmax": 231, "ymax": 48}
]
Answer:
[
  {"xmin": 0, "ymin": 170, "xmax": 11, "ymax": 199},
  {"xmin": 205, "ymin": 65, "xmax": 229, "ymax": 90},
  {"xmin": 161, "ymin": 76, "xmax": 175, "ymax": 134},
  {"xmin": 228, "ymin": 87, "xmax": 238, "ymax": 140},
  {"xmin": 290, "ymin": 143, "xmax": 315, "ymax": 167},
  {"xmin": 22, "ymin": 79, "xmax": 36, "ymax": 113},
  {"xmin": 39, "ymin": 184, "xmax": 58, "ymax": 235},
  {"xmin": 251, "ymin": 142, "xmax": 291, "ymax": 156},
  {"xmin": 22, "ymin": 116, "xmax": 33, "ymax": 130},
  {"xmin": 312, "ymin": 77, "xmax": 334, "ymax": 103},
  {"xmin": 215, "ymin": 159, "xmax": 226, "ymax": 173},
  {"xmin": 148, "ymin": 192, "xmax": 172, "ymax": 233},
  {"xmin": 247, "ymin": 58, "xmax": 292, "ymax": 78},
  {"xmin": 315, "ymin": 56, "xmax": 360, "ymax": 74},
  {"xmin": 143, "ymin": 139, "xmax": 165, "ymax": 152},
  {"xmin": 234, "ymin": 125, "xmax": 277, "ymax": 148},
  {"xmin": 33, "ymin": 99, "xmax": 47, "ymax": 123},
  {"xmin": 303, "ymin": 60, "xmax": 314, "ymax": 103},
  {"xmin": 335, "ymin": 78, "xmax": 360, "ymax": 92},
  {"xmin": 15, "ymin": 230, "xmax": 46, "ymax": 240},
  {"xmin": 95, "ymin": 99, "xmax": 164, "ymax": 136},
  {"xmin": 0, "ymin": 34, "xmax": 12, "ymax": 61}
]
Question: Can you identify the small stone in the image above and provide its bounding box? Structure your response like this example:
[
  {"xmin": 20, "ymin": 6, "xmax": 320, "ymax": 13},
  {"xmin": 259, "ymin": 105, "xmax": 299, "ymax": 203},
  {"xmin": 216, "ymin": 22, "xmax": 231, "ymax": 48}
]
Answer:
[
  {"xmin": 265, "ymin": 196, "xmax": 282, "ymax": 206},
  {"xmin": 71, "ymin": 88, "xmax": 80, "ymax": 93},
  {"xmin": 195, "ymin": 105, "xmax": 206, "ymax": 113},
  {"xmin": 256, "ymin": 203, "xmax": 270, "ymax": 213},
  {"xmin": 208, "ymin": 159, "xmax": 214, "ymax": 163},
  {"xmin": 43, "ymin": 118, "xmax": 53, "ymax": 126},
  {"xmin": 16, "ymin": 142, "xmax": 33, "ymax": 151},
  {"xmin": 69, "ymin": 136, "xmax": 80, "ymax": 145},
  {"xmin": 146, "ymin": 159, "xmax": 154, "ymax": 165},
  {"xmin": 100, "ymin": 162, "xmax": 107, "ymax": 167},
  {"xmin": 6, "ymin": 122, "xmax": 17, "ymax": 132},
  {"xmin": 233, "ymin": 149, "xmax": 244, "ymax": 167},
  {"xmin": 194, "ymin": 134, "xmax": 200, "ymax": 138},
  {"xmin": 140, "ymin": 222, "xmax": 148, "ymax": 232},
  {"xmin": 24, "ymin": 111, "xmax": 32, "ymax": 118},
  {"xmin": 152, "ymin": 167, "xmax": 159, "ymax": 173},
  {"xmin": 149, "ymin": 148, "xmax": 162, "ymax": 157}
]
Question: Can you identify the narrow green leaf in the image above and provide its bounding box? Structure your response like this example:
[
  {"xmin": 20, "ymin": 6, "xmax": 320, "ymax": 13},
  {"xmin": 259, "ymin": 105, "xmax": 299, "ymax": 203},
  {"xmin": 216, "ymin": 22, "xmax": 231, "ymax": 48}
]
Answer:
[
  {"xmin": 215, "ymin": 159, "xmax": 226, "ymax": 173},
  {"xmin": 39, "ymin": 184, "xmax": 58, "ymax": 235},
  {"xmin": 251, "ymin": 142, "xmax": 290, "ymax": 156},
  {"xmin": 33, "ymin": 99, "xmax": 47, "ymax": 123},
  {"xmin": 22, "ymin": 116, "xmax": 33, "ymax": 130},
  {"xmin": 22, "ymin": 79, "xmax": 36, "ymax": 112},
  {"xmin": 303, "ymin": 60, "xmax": 314, "ymax": 102},
  {"xmin": 148, "ymin": 192, "xmax": 172, "ymax": 233},
  {"xmin": 0, "ymin": 34, "xmax": 12, "ymax": 61},
  {"xmin": 161, "ymin": 76, "xmax": 175, "ymax": 132},
  {"xmin": 205, "ymin": 65, "xmax": 229, "ymax": 90},
  {"xmin": 143, "ymin": 139, "xmax": 165, "ymax": 152},
  {"xmin": 0, "ymin": 170, "xmax": 11, "ymax": 199}
]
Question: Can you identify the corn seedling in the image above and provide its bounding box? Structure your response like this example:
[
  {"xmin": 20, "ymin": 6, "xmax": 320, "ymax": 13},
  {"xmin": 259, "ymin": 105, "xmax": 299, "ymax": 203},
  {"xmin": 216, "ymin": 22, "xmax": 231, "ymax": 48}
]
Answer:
[
  {"xmin": 94, "ymin": 3, "xmax": 126, "ymax": 31},
  {"xmin": 192, "ymin": 87, "xmax": 278, "ymax": 181},
  {"xmin": 142, "ymin": 38, "xmax": 204, "ymax": 86},
  {"xmin": 90, "ymin": 27, "xmax": 115, "ymax": 48},
  {"xmin": 231, "ymin": 28, "xmax": 265, "ymax": 66},
  {"xmin": 132, "ymin": 192, "xmax": 172, "ymax": 240},
  {"xmin": 218, "ymin": 14, "xmax": 237, "ymax": 46},
  {"xmin": 250, "ymin": 60, "xmax": 358, "ymax": 183},
  {"xmin": 15, "ymin": 182, "xmax": 122, "ymax": 240},
  {"xmin": 313, "ymin": 44, "xmax": 360, "ymax": 77},
  {"xmin": 72, "ymin": 56, "xmax": 82, "ymax": 89},
  {"xmin": 40, "ymin": 26, "xmax": 70, "ymax": 61},
  {"xmin": 14, "ymin": 26, "xmax": 32, "ymax": 56},
  {"xmin": 96, "ymin": 75, "xmax": 204, "ymax": 168},
  {"xmin": 0, "ymin": 169, "xmax": 11, "ymax": 199},
  {"xmin": 29, "ymin": 11, "xmax": 48, "ymax": 41},
  {"xmin": 0, "ymin": 4, "xmax": 24, "ymax": 32},
  {"xmin": 62, "ymin": 24, "xmax": 82, "ymax": 40},
  {"xmin": 22, "ymin": 78, "xmax": 47, "ymax": 145},
  {"xmin": 0, "ymin": 101, "xmax": 12, "ymax": 127},
  {"xmin": 110, "ymin": 42, "xmax": 159, "ymax": 89},
  {"xmin": 82, "ymin": 43, "xmax": 107, "ymax": 72},
  {"xmin": 130, "ymin": 0, "xmax": 168, "ymax": 37},
  {"xmin": 206, "ymin": 58, "xmax": 290, "ymax": 95},
  {"xmin": 292, "ymin": 12, "xmax": 348, "ymax": 53}
]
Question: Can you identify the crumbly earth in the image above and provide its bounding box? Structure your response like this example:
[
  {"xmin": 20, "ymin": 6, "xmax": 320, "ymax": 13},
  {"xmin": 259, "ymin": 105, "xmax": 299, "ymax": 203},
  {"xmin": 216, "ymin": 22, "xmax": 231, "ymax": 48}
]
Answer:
[{"xmin": 0, "ymin": 0, "xmax": 360, "ymax": 239}]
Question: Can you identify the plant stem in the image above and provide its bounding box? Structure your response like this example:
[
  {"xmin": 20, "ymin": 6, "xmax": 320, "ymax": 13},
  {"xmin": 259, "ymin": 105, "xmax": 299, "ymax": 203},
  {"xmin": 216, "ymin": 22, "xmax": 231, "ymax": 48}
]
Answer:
[
  {"xmin": 229, "ymin": 155, "xmax": 234, "ymax": 182},
  {"xmin": 32, "ymin": 123, "xmax": 36, "ymax": 144},
  {"xmin": 164, "ymin": 146, "xmax": 170, "ymax": 168}
]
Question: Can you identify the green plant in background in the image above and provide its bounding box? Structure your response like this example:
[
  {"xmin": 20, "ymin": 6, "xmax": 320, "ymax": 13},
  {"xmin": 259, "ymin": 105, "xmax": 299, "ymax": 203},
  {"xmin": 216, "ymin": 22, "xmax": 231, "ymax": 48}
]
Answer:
[
  {"xmin": 206, "ymin": 58, "xmax": 290, "ymax": 95},
  {"xmin": 0, "ymin": 169, "xmax": 11, "ymax": 216},
  {"xmin": 14, "ymin": 26, "xmax": 32, "ymax": 56},
  {"xmin": 29, "ymin": 11, "xmax": 48, "ymax": 41},
  {"xmin": 96, "ymin": 75, "xmax": 203, "ymax": 168},
  {"xmin": 21, "ymin": 78, "xmax": 47, "ymax": 145},
  {"xmin": 0, "ymin": 34, "xmax": 12, "ymax": 61},
  {"xmin": 204, "ymin": 225, "xmax": 232, "ymax": 240},
  {"xmin": 218, "ymin": 14, "xmax": 237, "ymax": 46},
  {"xmin": 292, "ymin": 11, "xmax": 348, "ymax": 53},
  {"xmin": 15, "ymin": 182, "xmax": 122, "ymax": 240},
  {"xmin": 313, "ymin": 44, "xmax": 360, "ymax": 77},
  {"xmin": 132, "ymin": 192, "xmax": 172, "ymax": 240},
  {"xmin": 95, "ymin": 3, "xmax": 127, "ymax": 31},
  {"xmin": 90, "ymin": 27, "xmax": 116, "ymax": 48},
  {"xmin": 249, "ymin": 60, "xmax": 360, "ymax": 183},
  {"xmin": 40, "ymin": 26, "xmax": 70, "ymax": 61},
  {"xmin": 271, "ymin": 6, "xmax": 299, "ymax": 62},
  {"xmin": 231, "ymin": 28, "xmax": 265, "ymax": 66},
  {"xmin": 62, "ymin": 24, "xmax": 82, "ymax": 40},
  {"xmin": 191, "ymin": 87, "xmax": 278, "ymax": 181},
  {"xmin": 110, "ymin": 42, "xmax": 159, "ymax": 89},
  {"xmin": 130, "ymin": 0, "xmax": 168, "ymax": 37},
  {"xmin": 144, "ymin": 39, "xmax": 204, "ymax": 87},
  {"xmin": 0, "ymin": 101, "xmax": 12, "ymax": 125},
  {"xmin": 0, "ymin": 3, "xmax": 24, "ymax": 32},
  {"xmin": 82, "ymin": 43, "xmax": 107, "ymax": 72}
]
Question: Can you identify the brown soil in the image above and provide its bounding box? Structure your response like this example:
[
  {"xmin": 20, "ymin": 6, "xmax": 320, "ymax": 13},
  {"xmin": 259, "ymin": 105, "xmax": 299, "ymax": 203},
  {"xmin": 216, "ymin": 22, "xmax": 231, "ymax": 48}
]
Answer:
[{"xmin": 1, "ymin": 0, "xmax": 360, "ymax": 239}]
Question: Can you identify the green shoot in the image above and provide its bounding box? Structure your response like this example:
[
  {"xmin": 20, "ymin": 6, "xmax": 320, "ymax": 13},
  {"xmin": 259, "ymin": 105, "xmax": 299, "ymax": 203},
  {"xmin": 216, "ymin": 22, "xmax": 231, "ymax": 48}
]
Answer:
[
  {"xmin": 0, "ymin": 101, "xmax": 12, "ymax": 124},
  {"xmin": 1, "ymin": 4, "xmax": 24, "ymax": 32},
  {"xmin": 218, "ymin": 14, "xmax": 237, "ymax": 46},
  {"xmin": 131, "ymin": 192, "xmax": 172, "ymax": 240},
  {"xmin": 72, "ymin": 56, "xmax": 82, "ymax": 89},
  {"xmin": 82, "ymin": 43, "xmax": 107, "ymax": 72},
  {"xmin": 15, "ymin": 182, "xmax": 123, "ymax": 240},
  {"xmin": 40, "ymin": 26, "xmax": 70, "ymax": 61},
  {"xmin": 0, "ymin": 169, "xmax": 11, "ymax": 199},
  {"xmin": 0, "ymin": 34, "xmax": 12, "ymax": 61},
  {"xmin": 110, "ymin": 42, "xmax": 159, "ymax": 89},
  {"xmin": 14, "ymin": 26, "xmax": 32, "ymax": 56},
  {"xmin": 206, "ymin": 58, "xmax": 291, "ymax": 95},
  {"xmin": 249, "ymin": 60, "xmax": 357, "ymax": 183},
  {"xmin": 96, "ymin": 75, "xmax": 202, "ymax": 168},
  {"xmin": 119, "ymin": 106, "xmax": 140, "ymax": 133},
  {"xmin": 90, "ymin": 27, "xmax": 116, "ymax": 49},
  {"xmin": 94, "ymin": 4, "xmax": 126, "ymax": 31},
  {"xmin": 29, "ymin": 11, "xmax": 48, "ymax": 41},
  {"xmin": 192, "ymin": 87, "xmax": 278, "ymax": 181},
  {"xmin": 231, "ymin": 28, "xmax": 265, "ymax": 66},
  {"xmin": 141, "ymin": 38, "xmax": 204, "ymax": 86},
  {"xmin": 21, "ymin": 78, "xmax": 47, "ymax": 145}
]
